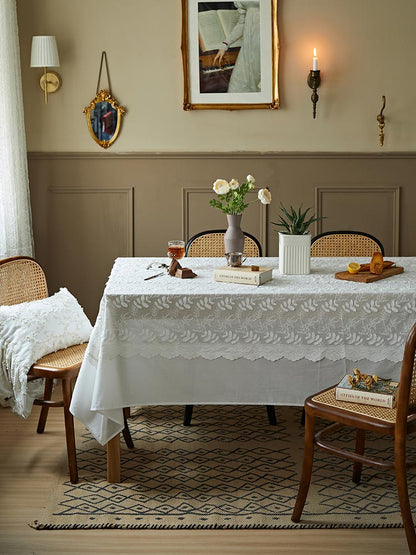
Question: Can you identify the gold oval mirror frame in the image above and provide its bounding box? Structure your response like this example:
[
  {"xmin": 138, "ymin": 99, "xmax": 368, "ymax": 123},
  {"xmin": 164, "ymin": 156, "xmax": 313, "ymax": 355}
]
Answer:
[{"xmin": 83, "ymin": 89, "xmax": 126, "ymax": 149}]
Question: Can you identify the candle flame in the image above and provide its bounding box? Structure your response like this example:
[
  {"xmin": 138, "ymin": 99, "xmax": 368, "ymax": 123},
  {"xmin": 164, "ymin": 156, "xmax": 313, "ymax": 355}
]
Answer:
[{"xmin": 313, "ymin": 48, "xmax": 317, "ymax": 57}]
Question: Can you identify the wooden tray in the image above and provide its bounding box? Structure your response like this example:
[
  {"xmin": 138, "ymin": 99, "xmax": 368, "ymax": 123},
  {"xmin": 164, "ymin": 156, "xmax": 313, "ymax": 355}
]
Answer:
[{"xmin": 335, "ymin": 266, "xmax": 404, "ymax": 283}]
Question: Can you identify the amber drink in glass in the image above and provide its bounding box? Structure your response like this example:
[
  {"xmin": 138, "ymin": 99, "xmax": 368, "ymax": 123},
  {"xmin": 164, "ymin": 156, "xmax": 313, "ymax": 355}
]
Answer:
[{"xmin": 168, "ymin": 240, "xmax": 185, "ymax": 260}]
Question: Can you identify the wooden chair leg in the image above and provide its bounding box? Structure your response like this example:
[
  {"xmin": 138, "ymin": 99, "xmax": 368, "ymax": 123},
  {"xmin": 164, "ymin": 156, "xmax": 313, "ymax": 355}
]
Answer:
[
  {"xmin": 62, "ymin": 378, "xmax": 78, "ymax": 484},
  {"xmin": 395, "ymin": 438, "xmax": 416, "ymax": 554},
  {"xmin": 266, "ymin": 405, "xmax": 277, "ymax": 425},
  {"xmin": 37, "ymin": 378, "xmax": 54, "ymax": 434},
  {"xmin": 291, "ymin": 409, "xmax": 316, "ymax": 522},
  {"xmin": 183, "ymin": 405, "xmax": 193, "ymax": 426},
  {"xmin": 352, "ymin": 428, "xmax": 366, "ymax": 484},
  {"xmin": 300, "ymin": 407, "xmax": 305, "ymax": 426},
  {"xmin": 122, "ymin": 407, "xmax": 134, "ymax": 449}
]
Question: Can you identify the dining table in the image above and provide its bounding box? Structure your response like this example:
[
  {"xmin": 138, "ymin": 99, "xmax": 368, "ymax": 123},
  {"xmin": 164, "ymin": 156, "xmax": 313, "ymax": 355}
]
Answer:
[{"xmin": 70, "ymin": 256, "xmax": 416, "ymax": 482}]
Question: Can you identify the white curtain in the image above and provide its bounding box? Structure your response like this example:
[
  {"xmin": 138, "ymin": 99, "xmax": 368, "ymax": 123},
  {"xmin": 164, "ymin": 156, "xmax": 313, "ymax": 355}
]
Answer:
[{"xmin": 0, "ymin": 0, "xmax": 34, "ymax": 259}]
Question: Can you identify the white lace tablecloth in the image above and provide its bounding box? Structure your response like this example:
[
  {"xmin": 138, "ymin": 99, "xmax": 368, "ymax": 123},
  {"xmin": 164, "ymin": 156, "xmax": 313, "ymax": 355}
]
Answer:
[{"xmin": 71, "ymin": 257, "xmax": 416, "ymax": 444}]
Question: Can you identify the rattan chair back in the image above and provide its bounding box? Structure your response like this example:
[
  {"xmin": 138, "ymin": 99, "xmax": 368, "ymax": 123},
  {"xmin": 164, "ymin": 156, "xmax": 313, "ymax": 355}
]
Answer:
[
  {"xmin": 311, "ymin": 231, "xmax": 384, "ymax": 257},
  {"xmin": 0, "ymin": 256, "xmax": 48, "ymax": 306},
  {"xmin": 397, "ymin": 322, "xmax": 416, "ymax": 420},
  {"xmin": 186, "ymin": 230, "xmax": 262, "ymax": 257}
]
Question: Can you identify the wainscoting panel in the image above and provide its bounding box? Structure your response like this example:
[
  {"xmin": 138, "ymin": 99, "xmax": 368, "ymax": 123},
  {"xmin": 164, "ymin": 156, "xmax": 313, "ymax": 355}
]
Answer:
[
  {"xmin": 315, "ymin": 186, "xmax": 400, "ymax": 255},
  {"xmin": 44, "ymin": 186, "xmax": 134, "ymax": 320}
]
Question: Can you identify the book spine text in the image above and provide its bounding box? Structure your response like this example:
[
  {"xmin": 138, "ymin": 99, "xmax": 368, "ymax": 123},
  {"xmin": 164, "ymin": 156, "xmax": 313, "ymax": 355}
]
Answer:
[
  {"xmin": 214, "ymin": 272, "xmax": 260, "ymax": 285},
  {"xmin": 335, "ymin": 388, "xmax": 395, "ymax": 408}
]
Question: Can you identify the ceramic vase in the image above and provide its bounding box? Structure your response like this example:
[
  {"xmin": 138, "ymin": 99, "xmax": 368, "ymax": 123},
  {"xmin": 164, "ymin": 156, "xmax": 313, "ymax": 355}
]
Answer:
[
  {"xmin": 279, "ymin": 232, "xmax": 311, "ymax": 274},
  {"xmin": 224, "ymin": 214, "xmax": 245, "ymax": 254}
]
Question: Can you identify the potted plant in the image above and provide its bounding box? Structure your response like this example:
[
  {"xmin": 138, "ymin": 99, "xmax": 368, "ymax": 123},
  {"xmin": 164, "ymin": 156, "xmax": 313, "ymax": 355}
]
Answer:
[{"xmin": 272, "ymin": 203, "xmax": 325, "ymax": 275}]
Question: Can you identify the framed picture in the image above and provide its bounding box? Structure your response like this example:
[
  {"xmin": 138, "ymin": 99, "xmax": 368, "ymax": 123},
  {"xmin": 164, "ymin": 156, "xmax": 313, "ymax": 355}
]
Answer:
[{"xmin": 181, "ymin": 0, "xmax": 279, "ymax": 110}]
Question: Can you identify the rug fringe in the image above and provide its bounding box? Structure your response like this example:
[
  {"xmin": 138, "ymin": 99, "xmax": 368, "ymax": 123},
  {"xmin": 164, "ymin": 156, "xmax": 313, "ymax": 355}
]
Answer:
[{"xmin": 29, "ymin": 520, "xmax": 405, "ymax": 531}]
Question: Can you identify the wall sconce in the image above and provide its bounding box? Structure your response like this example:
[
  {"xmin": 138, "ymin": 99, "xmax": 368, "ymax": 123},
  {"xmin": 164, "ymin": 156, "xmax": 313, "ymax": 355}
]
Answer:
[
  {"xmin": 307, "ymin": 48, "xmax": 321, "ymax": 118},
  {"xmin": 30, "ymin": 36, "xmax": 61, "ymax": 104}
]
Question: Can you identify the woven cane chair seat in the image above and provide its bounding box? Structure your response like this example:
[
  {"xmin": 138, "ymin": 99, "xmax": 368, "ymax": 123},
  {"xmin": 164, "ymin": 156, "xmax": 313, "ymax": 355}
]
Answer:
[
  {"xmin": 312, "ymin": 387, "xmax": 396, "ymax": 423},
  {"xmin": 33, "ymin": 343, "xmax": 88, "ymax": 370},
  {"xmin": 186, "ymin": 230, "xmax": 262, "ymax": 257},
  {"xmin": 311, "ymin": 231, "xmax": 384, "ymax": 257}
]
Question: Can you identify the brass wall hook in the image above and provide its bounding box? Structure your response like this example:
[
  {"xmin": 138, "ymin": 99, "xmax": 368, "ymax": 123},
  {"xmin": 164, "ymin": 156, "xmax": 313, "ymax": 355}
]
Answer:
[{"xmin": 377, "ymin": 96, "xmax": 386, "ymax": 146}]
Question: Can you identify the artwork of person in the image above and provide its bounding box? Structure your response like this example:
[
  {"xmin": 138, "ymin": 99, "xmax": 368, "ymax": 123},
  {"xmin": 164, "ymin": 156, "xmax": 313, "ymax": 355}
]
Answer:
[{"xmin": 213, "ymin": 1, "xmax": 260, "ymax": 93}]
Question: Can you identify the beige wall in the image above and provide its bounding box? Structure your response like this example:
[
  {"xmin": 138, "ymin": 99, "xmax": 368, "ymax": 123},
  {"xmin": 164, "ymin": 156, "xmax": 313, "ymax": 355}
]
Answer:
[{"xmin": 17, "ymin": 0, "xmax": 416, "ymax": 153}]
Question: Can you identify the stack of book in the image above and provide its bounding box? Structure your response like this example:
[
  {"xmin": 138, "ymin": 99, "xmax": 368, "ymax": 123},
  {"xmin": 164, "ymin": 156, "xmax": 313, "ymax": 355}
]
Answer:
[
  {"xmin": 335, "ymin": 375, "xmax": 399, "ymax": 408},
  {"xmin": 214, "ymin": 266, "xmax": 273, "ymax": 286}
]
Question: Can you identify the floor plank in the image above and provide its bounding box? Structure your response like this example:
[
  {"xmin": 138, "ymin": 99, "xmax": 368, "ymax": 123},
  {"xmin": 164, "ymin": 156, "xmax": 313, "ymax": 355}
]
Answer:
[{"xmin": 0, "ymin": 404, "xmax": 409, "ymax": 555}]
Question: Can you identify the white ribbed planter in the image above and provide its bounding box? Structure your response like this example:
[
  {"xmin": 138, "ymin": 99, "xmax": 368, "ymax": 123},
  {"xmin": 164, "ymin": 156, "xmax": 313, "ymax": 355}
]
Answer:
[{"xmin": 279, "ymin": 232, "xmax": 311, "ymax": 275}]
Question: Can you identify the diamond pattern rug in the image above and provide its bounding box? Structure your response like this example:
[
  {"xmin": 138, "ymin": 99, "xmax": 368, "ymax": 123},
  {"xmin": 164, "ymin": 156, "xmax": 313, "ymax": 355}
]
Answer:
[{"xmin": 31, "ymin": 405, "xmax": 416, "ymax": 529}]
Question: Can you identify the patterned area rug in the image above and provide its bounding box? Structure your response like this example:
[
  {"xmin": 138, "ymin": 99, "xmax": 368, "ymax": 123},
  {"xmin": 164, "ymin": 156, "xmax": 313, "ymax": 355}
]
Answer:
[{"xmin": 32, "ymin": 405, "xmax": 416, "ymax": 530}]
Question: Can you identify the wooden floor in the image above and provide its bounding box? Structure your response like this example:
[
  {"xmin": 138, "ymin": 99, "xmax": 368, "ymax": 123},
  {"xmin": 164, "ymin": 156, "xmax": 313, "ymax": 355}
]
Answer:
[{"xmin": 0, "ymin": 403, "xmax": 410, "ymax": 555}]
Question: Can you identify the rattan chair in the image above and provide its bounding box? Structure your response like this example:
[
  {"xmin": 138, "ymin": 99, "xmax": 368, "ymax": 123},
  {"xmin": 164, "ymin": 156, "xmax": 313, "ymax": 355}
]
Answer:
[
  {"xmin": 184, "ymin": 231, "xmax": 276, "ymax": 427},
  {"xmin": 185, "ymin": 229, "xmax": 262, "ymax": 257},
  {"xmin": 0, "ymin": 256, "xmax": 133, "ymax": 484},
  {"xmin": 311, "ymin": 230, "xmax": 384, "ymax": 257},
  {"xmin": 292, "ymin": 322, "xmax": 416, "ymax": 554}
]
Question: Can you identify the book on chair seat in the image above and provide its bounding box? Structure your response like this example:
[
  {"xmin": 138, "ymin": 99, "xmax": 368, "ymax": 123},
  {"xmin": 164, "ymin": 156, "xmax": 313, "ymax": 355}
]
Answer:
[
  {"xmin": 214, "ymin": 266, "xmax": 273, "ymax": 286},
  {"xmin": 335, "ymin": 375, "xmax": 399, "ymax": 408}
]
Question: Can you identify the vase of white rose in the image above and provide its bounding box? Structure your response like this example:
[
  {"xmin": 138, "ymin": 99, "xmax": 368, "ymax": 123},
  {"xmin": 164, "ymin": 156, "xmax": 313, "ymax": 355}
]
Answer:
[{"xmin": 209, "ymin": 174, "xmax": 271, "ymax": 254}]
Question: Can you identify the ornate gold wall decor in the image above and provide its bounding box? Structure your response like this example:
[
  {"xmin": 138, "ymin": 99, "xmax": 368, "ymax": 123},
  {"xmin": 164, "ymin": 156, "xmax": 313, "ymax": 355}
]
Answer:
[
  {"xmin": 83, "ymin": 52, "xmax": 126, "ymax": 149},
  {"xmin": 83, "ymin": 89, "xmax": 126, "ymax": 149}
]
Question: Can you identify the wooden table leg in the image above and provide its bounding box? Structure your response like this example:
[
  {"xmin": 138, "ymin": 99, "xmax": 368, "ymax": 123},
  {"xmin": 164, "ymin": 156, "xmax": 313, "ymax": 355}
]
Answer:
[{"xmin": 107, "ymin": 433, "xmax": 120, "ymax": 483}]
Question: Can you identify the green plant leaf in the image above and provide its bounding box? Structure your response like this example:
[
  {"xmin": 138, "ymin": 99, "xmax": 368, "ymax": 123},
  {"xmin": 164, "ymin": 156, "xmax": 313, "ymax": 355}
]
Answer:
[{"xmin": 271, "ymin": 203, "xmax": 326, "ymax": 234}]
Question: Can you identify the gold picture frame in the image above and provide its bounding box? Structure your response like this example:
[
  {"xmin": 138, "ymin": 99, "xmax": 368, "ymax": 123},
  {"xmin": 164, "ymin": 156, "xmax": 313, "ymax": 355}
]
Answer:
[
  {"xmin": 83, "ymin": 89, "xmax": 126, "ymax": 149},
  {"xmin": 181, "ymin": 0, "xmax": 279, "ymax": 110}
]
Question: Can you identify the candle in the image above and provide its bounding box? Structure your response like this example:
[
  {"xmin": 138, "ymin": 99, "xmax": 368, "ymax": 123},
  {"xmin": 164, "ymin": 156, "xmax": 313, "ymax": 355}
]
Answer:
[{"xmin": 312, "ymin": 48, "xmax": 318, "ymax": 70}]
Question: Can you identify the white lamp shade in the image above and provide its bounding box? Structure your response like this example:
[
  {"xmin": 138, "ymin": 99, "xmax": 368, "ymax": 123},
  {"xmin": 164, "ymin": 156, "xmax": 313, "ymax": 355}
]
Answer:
[{"xmin": 30, "ymin": 36, "xmax": 60, "ymax": 68}]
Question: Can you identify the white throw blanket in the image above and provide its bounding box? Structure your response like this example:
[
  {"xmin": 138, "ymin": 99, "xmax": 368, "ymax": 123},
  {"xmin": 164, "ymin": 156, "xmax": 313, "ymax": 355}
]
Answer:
[{"xmin": 0, "ymin": 288, "xmax": 92, "ymax": 417}]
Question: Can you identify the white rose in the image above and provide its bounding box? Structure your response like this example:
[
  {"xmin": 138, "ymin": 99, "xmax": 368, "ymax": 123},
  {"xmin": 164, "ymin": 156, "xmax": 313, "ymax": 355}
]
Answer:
[
  {"xmin": 213, "ymin": 179, "xmax": 230, "ymax": 195},
  {"xmin": 229, "ymin": 178, "xmax": 240, "ymax": 190},
  {"xmin": 258, "ymin": 188, "xmax": 272, "ymax": 204},
  {"xmin": 246, "ymin": 174, "xmax": 255, "ymax": 184}
]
